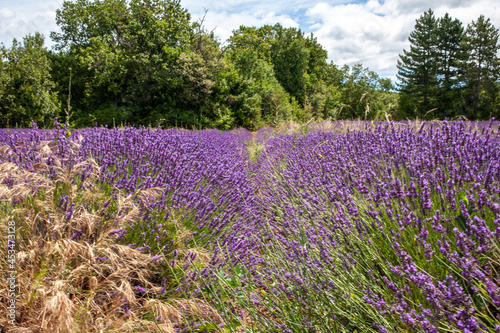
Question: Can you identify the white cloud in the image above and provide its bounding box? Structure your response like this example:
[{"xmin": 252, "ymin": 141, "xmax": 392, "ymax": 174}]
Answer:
[
  {"xmin": 305, "ymin": 1, "xmax": 406, "ymax": 74},
  {"xmin": 0, "ymin": 0, "xmax": 62, "ymax": 47},
  {"xmin": 183, "ymin": 0, "xmax": 323, "ymax": 16},
  {"xmin": 0, "ymin": 11, "xmax": 58, "ymax": 46},
  {"xmin": 191, "ymin": 10, "xmax": 299, "ymax": 44},
  {"xmin": 0, "ymin": 8, "xmax": 15, "ymax": 19}
]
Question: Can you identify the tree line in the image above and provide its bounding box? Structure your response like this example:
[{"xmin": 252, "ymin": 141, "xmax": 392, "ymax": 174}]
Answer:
[
  {"xmin": 0, "ymin": 1, "xmax": 498, "ymax": 129},
  {"xmin": 397, "ymin": 9, "xmax": 500, "ymax": 120}
]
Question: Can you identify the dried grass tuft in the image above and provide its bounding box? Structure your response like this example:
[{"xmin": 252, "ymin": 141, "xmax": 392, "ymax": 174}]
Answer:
[
  {"xmin": 0, "ymin": 138, "xmax": 224, "ymax": 333},
  {"xmin": 173, "ymin": 299, "xmax": 223, "ymax": 324},
  {"xmin": 138, "ymin": 187, "xmax": 164, "ymax": 203},
  {"xmin": 39, "ymin": 281, "xmax": 75, "ymax": 333},
  {"xmin": 7, "ymin": 328, "xmax": 40, "ymax": 333}
]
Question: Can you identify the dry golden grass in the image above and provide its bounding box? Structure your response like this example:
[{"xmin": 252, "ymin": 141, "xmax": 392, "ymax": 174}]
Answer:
[
  {"xmin": 0, "ymin": 140, "xmax": 222, "ymax": 333},
  {"xmin": 260, "ymin": 119, "xmax": 452, "ymax": 141}
]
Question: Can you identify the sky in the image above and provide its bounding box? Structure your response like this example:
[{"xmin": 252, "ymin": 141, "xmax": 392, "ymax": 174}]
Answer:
[{"xmin": 1, "ymin": 0, "xmax": 500, "ymax": 79}]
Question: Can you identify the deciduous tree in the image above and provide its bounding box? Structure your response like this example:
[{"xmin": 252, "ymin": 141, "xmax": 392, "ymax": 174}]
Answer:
[
  {"xmin": 50, "ymin": 0, "xmax": 192, "ymax": 126},
  {"xmin": 0, "ymin": 33, "xmax": 59, "ymax": 127}
]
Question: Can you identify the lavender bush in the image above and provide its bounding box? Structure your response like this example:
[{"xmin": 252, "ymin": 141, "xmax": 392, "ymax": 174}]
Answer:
[{"xmin": 209, "ymin": 120, "xmax": 500, "ymax": 332}]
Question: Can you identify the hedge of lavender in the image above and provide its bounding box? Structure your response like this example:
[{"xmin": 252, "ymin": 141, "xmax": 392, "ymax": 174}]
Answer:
[
  {"xmin": 220, "ymin": 121, "xmax": 500, "ymax": 333},
  {"xmin": 1, "ymin": 121, "xmax": 500, "ymax": 332}
]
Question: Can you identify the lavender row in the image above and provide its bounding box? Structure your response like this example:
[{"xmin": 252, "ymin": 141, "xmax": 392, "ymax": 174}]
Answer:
[
  {"xmin": 1, "ymin": 124, "xmax": 254, "ymax": 250},
  {"xmin": 222, "ymin": 121, "xmax": 500, "ymax": 332}
]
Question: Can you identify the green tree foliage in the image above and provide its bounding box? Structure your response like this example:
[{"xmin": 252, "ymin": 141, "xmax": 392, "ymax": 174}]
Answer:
[
  {"xmin": 461, "ymin": 15, "xmax": 500, "ymax": 119},
  {"xmin": 270, "ymin": 26, "xmax": 310, "ymax": 106},
  {"xmin": 397, "ymin": 9, "xmax": 439, "ymax": 118},
  {"xmin": 224, "ymin": 43, "xmax": 299, "ymax": 129},
  {"xmin": 435, "ymin": 13, "xmax": 465, "ymax": 117},
  {"xmin": 228, "ymin": 24, "xmax": 331, "ymax": 106},
  {"xmin": 228, "ymin": 25, "xmax": 275, "ymax": 64},
  {"xmin": 337, "ymin": 64, "xmax": 398, "ymax": 120},
  {"xmin": 398, "ymin": 10, "xmax": 500, "ymax": 120},
  {"xmin": 226, "ymin": 24, "xmax": 335, "ymax": 124},
  {"xmin": 50, "ymin": 0, "xmax": 192, "ymax": 127},
  {"xmin": 302, "ymin": 62, "xmax": 343, "ymax": 121},
  {"xmin": 225, "ymin": 25, "xmax": 305, "ymax": 128},
  {"xmin": 167, "ymin": 50, "xmax": 217, "ymax": 127},
  {"xmin": 0, "ymin": 33, "xmax": 59, "ymax": 128},
  {"xmin": 51, "ymin": 0, "xmax": 190, "ymax": 50}
]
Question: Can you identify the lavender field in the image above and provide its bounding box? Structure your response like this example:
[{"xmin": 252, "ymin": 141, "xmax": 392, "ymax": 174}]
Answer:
[{"xmin": 1, "ymin": 121, "xmax": 500, "ymax": 332}]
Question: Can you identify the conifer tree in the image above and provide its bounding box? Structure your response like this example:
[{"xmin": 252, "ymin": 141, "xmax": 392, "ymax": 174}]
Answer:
[
  {"xmin": 397, "ymin": 9, "xmax": 439, "ymax": 118},
  {"xmin": 461, "ymin": 15, "xmax": 500, "ymax": 119},
  {"xmin": 435, "ymin": 13, "xmax": 465, "ymax": 117}
]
